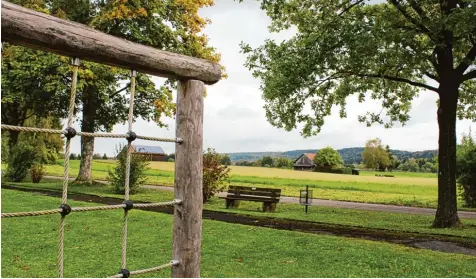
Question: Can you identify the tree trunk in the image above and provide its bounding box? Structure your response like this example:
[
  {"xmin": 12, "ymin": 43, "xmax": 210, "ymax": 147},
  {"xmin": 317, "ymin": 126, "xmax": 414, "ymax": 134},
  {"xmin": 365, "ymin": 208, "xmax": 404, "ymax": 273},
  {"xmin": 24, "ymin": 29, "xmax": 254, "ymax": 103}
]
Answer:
[
  {"xmin": 76, "ymin": 86, "xmax": 95, "ymax": 184},
  {"xmin": 433, "ymin": 83, "xmax": 461, "ymax": 228},
  {"xmin": 8, "ymin": 130, "xmax": 20, "ymax": 148}
]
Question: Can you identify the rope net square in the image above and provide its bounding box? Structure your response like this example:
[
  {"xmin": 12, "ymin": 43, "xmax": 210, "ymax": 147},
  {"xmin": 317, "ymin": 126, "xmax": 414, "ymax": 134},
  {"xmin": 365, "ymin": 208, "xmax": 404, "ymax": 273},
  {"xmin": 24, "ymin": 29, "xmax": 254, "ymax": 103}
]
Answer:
[{"xmin": 1, "ymin": 58, "xmax": 181, "ymax": 278}]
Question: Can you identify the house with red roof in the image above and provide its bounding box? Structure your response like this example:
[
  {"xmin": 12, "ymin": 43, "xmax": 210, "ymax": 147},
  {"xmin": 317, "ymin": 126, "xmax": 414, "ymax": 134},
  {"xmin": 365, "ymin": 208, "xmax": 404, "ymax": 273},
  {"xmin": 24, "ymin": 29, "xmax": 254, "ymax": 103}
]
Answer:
[{"xmin": 293, "ymin": 153, "xmax": 316, "ymax": 171}]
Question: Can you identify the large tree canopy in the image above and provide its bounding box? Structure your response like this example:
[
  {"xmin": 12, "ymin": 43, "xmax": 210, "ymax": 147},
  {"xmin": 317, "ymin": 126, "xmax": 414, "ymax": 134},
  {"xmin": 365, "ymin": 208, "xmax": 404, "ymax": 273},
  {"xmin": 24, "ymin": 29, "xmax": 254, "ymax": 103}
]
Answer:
[
  {"xmin": 241, "ymin": 0, "xmax": 475, "ymax": 227},
  {"xmin": 3, "ymin": 0, "xmax": 222, "ymax": 183}
]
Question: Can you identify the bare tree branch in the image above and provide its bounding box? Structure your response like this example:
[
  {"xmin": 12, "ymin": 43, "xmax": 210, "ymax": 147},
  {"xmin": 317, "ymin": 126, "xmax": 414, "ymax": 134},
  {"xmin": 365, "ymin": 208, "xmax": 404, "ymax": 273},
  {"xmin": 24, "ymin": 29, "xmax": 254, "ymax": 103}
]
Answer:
[
  {"xmin": 108, "ymin": 83, "xmax": 130, "ymax": 98},
  {"xmin": 462, "ymin": 69, "xmax": 476, "ymax": 82}
]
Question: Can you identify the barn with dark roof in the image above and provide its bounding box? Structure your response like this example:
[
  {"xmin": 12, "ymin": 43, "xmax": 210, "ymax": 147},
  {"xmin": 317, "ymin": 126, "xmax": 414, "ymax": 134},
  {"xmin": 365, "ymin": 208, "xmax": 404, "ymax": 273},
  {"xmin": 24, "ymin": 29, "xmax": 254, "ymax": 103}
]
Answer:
[
  {"xmin": 132, "ymin": 145, "xmax": 166, "ymax": 161},
  {"xmin": 293, "ymin": 153, "xmax": 316, "ymax": 171}
]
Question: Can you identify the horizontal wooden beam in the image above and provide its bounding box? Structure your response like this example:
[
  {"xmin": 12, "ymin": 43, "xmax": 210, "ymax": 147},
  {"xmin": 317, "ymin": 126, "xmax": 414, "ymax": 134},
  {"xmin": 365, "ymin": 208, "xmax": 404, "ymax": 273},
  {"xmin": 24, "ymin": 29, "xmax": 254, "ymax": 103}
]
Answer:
[{"xmin": 1, "ymin": 1, "xmax": 222, "ymax": 84}]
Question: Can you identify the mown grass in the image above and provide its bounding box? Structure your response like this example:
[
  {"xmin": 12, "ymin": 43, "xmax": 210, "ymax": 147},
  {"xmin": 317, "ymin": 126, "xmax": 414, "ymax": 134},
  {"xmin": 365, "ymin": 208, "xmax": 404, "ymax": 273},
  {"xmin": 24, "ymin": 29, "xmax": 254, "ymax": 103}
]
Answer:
[
  {"xmin": 4, "ymin": 181, "xmax": 476, "ymax": 240},
  {"xmin": 37, "ymin": 160, "xmax": 457, "ymax": 208},
  {"xmin": 2, "ymin": 189, "xmax": 476, "ymax": 278}
]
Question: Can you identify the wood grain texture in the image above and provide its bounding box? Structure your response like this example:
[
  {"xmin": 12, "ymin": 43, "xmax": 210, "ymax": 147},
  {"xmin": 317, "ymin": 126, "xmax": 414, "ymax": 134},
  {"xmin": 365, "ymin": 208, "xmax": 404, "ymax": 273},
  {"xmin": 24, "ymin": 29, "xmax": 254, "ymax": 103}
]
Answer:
[
  {"xmin": 1, "ymin": 1, "xmax": 221, "ymax": 84},
  {"xmin": 172, "ymin": 80, "xmax": 204, "ymax": 278}
]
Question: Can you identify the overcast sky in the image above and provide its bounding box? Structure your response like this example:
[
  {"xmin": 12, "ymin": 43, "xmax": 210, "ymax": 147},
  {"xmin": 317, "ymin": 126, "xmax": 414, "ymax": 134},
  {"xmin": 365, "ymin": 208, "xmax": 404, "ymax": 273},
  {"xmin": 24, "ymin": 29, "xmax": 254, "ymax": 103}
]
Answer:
[{"xmin": 70, "ymin": 0, "xmax": 475, "ymax": 157}]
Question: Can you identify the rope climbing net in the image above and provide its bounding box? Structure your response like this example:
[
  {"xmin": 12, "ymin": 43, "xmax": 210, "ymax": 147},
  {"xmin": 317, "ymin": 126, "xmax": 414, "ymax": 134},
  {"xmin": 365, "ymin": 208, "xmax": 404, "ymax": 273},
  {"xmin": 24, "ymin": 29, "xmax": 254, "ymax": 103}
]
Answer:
[{"xmin": 1, "ymin": 58, "xmax": 181, "ymax": 278}]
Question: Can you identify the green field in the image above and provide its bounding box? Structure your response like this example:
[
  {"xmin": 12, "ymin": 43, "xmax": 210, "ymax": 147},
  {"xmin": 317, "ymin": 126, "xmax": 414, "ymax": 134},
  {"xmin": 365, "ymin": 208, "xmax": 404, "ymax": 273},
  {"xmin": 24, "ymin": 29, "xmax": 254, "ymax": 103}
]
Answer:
[
  {"xmin": 4, "ymin": 181, "xmax": 476, "ymax": 240},
  {"xmin": 38, "ymin": 160, "xmax": 467, "ymax": 209},
  {"xmin": 2, "ymin": 189, "xmax": 476, "ymax": 278}
]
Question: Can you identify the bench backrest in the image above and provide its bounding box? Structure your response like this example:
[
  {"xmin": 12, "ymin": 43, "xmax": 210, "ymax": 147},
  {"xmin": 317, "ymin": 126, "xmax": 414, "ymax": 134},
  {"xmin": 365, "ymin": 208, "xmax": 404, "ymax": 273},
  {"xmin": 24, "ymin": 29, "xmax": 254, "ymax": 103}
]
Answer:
[{"xmin": 227, "ymin": 185, "xmax": 281, "ymax": 200}]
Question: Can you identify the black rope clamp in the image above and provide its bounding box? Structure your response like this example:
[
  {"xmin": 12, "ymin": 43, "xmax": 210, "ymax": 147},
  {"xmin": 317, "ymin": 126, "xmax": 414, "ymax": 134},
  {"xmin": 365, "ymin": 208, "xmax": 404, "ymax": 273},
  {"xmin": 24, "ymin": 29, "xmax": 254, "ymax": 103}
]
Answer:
[
  {"xmin": 123, "ymin": 200, "xmax": 134, "ymax": 211},
  {"xmin": 59, "ymin": 204, "xmax": 72, "ymax": 216},
  {"xmin": 126, "ymin": 131, "xmax": 136, "ymax": 142},
  {"xmin": 64, "ymin": 127, "xmax": 76, "ymax": 139},
  {"xmin": 120, "ymin": 269, "xmax": 130, "ymax": 278}
]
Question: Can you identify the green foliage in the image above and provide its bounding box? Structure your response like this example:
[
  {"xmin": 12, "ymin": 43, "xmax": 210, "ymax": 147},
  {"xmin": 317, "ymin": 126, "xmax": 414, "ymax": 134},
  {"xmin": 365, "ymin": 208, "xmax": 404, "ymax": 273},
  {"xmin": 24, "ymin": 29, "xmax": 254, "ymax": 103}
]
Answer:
[
  {"xmin": 457, "ymin": 130, "xmax": 476, "ymax": 208},
  {"xmin": 1, "ymin": 44, "xmax": 69, "ymax": 148},
  {"xmin": 102, "ymin": 153, "xmax": 108, "ymax": 160},
  {"xmin": 108, "ymin": 145, "xmax": 150, "ymax": 194},
  {"xmin": 4, "ymin": 143, "xmax": 37, "ymax": 182},
  {"xmin": 314, "ymin": 146, "xmax": 343, "ymax": 168},
  {"xmin": 362, "ymin": 138, "xmax": 391, "ymax": 170},
  {"xmin": 235, "ymin": 160, "xmax": 255, "ymax": 167},
  {"xmin": 21, "ymin": 116, "xmax": 64, "ymax": 164},
  {"xmin": 93, "ymin": 153, "xmax": 102, "ymax": 160},
  {"xmin": 165, "ymin": 153, "xmax": 175, "ymax": 162},
  {"xmin": 314, "ymin": 166, "xmax": 352, "ymax": 175},
  {"xmin": 220, "ymin": 154, "xmax": 232, "ymax": 166},
  {"xmin": 261, "ymin": 156, "xmax": 274, "ymax": 167},
  {"xmin": 241, "ymin": 1, "xmax": 475, "ymax": 136},
  {"xmin": 275, "ymin": 157, "xmax": 293, "ymax": 168},
  {"xmin": 203, "ymin": 148, "xmax": 230, "ymax": 203},
  {"xmin": 30, "ymin": 164, "xmax": 45, "ymax": 183},
  {"xmin": 399, "ymin": 158, "xmax": 419, "ymax": 172},
  {"xmin": 1, "ymin": 133, "xmax": 9, "ymax": 163}
]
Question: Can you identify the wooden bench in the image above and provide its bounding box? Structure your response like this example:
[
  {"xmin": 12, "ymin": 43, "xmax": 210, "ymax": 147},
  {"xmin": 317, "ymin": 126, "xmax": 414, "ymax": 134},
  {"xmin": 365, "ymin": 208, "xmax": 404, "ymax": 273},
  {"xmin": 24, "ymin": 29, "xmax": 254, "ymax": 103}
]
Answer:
[{"xmin": 221, "ymin": 186, "xmax": 281, "ymax": 212}]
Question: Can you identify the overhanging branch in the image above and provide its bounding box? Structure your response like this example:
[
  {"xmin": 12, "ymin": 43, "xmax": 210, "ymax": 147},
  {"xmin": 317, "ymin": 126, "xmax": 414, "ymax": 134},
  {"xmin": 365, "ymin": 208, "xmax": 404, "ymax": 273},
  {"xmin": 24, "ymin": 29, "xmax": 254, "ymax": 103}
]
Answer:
[
  {"xmin": 389, "ymin": 0, "xmax": 436, "ymax": 42},
  {"xmin": 346, "ymin": 72, "xmax": 439, "ymax": 92},
  {"xmin": 455, "ymin": 44, "xmax": 476, "ymax": 75}
]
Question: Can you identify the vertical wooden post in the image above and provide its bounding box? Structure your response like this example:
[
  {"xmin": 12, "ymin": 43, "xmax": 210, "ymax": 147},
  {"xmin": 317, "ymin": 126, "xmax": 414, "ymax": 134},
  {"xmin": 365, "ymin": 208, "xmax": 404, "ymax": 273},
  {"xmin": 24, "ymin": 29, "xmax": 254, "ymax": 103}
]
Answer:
[{"xmin": 172, "ymin": 79, "xmax": 205, "ymax": 278}]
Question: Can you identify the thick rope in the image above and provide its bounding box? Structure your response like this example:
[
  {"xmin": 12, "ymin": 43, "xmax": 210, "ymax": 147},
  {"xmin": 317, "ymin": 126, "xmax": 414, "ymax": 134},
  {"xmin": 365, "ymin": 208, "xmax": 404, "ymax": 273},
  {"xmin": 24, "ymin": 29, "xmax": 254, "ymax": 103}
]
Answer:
[
  {"xmin": 59, "ymin": 57, "xmax": 80, "ymax": 278},
  {"xmin": 0, "ymin": 125, "xmax": 65, "ymax": 134},
  {"xmin": 122, "ymin": 70, "xmax": 136, "ymax": 270},
  {"xmin": 0, "ymin": 125, "xmax": 181, "ymax": 142},
  {"xmin": 1, "ymin": 201, "xmax": 180, "ymax": 218},
  {"xmin": 109, "ymin": 260, "xmax": 179, "ymax": 278},
  {"xmin": 135, "ymin": 134, "xmax": 183, "ymax": 143},
  {"xmin": 1, "ymin": 209, "xmax": 62, "ymax": 218}
]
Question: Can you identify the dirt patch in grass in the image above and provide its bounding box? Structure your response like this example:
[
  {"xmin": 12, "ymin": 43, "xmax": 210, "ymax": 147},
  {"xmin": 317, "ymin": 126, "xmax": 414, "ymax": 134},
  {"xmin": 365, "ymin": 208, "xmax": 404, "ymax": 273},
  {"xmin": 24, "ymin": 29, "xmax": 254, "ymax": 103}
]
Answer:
[{"xmin": 3, "ymin": 184, "xmax": 475, "ymax": 257}]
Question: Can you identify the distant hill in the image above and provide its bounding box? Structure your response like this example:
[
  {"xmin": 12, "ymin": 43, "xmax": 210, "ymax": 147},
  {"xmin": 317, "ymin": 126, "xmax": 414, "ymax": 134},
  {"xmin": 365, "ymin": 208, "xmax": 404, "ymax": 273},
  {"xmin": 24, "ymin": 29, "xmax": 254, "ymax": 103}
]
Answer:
[{"xmin": 226, "ymin": 148, "xmax": 437, "ymax": 164}]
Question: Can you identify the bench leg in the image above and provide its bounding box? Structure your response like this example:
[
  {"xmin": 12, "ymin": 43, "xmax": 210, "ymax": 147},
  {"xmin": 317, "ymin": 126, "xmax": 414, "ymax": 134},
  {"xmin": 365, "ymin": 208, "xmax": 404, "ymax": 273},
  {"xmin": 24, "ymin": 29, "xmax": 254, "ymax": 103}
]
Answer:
[
  {"xmin": 269, "ymin": 202, "xmax": 277, "ymax": 213},
  {"xmin": 226, "ymin": 200, "xmax": 240, "ymax": 209},
  {"xmin": 263, "ymin": 202, "xmax": 277, "ymax": 213}
]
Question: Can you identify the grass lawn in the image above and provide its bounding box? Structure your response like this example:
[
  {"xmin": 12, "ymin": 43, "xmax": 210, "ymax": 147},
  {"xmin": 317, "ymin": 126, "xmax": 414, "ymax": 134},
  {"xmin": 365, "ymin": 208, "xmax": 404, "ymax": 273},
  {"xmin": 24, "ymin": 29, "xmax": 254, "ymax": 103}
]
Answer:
[
  {"xmin": 36, "ymin": 160, "xmax": 468, "ymax": 209},
  {"xmin": 2, "ymin": 189, "xmax": 476, "ymax": 278},
  {"xmin": 5, "ymin": 181, "xmax": 476, "ymax": 241}
]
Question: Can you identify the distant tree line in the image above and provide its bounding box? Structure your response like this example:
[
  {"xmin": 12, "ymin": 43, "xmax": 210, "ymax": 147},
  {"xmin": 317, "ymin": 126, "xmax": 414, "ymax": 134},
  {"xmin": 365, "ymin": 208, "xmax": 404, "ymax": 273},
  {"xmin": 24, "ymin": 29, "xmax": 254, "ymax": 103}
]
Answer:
[
  {"xmin": 361, "ymin": 138, "xmax": 438, "ymax": 173},
  {"xmin": 235, "ymin": 156, "xmax": 294, "ymax": 168}
]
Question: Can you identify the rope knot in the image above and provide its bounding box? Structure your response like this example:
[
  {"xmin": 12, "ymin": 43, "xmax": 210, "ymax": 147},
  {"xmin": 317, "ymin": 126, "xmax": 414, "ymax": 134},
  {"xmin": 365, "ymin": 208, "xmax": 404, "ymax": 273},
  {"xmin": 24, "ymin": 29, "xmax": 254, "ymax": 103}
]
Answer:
[
  {"xmin": 59, "ymin": 204, "xmax": 72, "ymax": 216},
  {"xmin": 119, "ymin": 269, "xmax": 130, "ymax": 278},
  {"xmin": 123, "ymin": 200, "xmax": 134, "ymax": 211},
  {"xmin": 126, "ymin": 131, "xmax": 136, "ymax": 142},
  {"xmin": 64, "ymin": 127, "xmax": 76, "ymax": 139}
]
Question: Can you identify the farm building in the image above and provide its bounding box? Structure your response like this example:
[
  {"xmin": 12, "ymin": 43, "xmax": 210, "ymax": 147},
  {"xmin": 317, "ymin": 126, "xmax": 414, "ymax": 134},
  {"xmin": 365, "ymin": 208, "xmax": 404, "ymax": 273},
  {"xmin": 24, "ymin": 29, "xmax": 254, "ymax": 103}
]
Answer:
[
  {"xmin": 293, "ymin": 153, "xmax": 316, "ymax": 171},
  {"xmin": 132, "ymin": 145, "xmax": 166, "ymax": 161}
]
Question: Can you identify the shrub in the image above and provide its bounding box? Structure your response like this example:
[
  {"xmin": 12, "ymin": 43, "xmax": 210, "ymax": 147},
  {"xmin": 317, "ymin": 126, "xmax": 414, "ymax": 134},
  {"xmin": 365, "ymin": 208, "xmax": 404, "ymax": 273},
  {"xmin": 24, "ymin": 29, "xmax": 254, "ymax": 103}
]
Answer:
[
  {"xmin": 457, "ymin": 131, "xmax": 476, "ymax": 208},
  {"xmin": 203, "ymin": 148, "xmax": 230, "ymax": 203},
  {"xmin": 314, "ymin": 166, "xmax": 352, "ymax": 175},
  {"xmin": 93, "ymin": 153, "xmax": 102, "ymax": 159},
  {"xmin": 4, "ymin": 143, "xmax": 37, "ymax": 182},
  {"xmin": 108, "ymin": 145, "xmax": 150, "ymax": 194},
  {"xmin": 314, "ymin": 147, "xmax": 343, "ymax": 168},
  {"xmin": 30, "ymin": 164, "xmax": 44, "ymax": 183}
]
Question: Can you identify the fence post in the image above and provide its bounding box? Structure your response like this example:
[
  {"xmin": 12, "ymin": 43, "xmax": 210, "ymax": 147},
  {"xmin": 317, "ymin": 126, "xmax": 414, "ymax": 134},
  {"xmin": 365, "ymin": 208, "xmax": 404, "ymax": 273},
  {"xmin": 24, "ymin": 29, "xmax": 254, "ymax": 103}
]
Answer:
[{"xmin": 172, "ymin": 79, "xmax": 205, "ymax": 278}]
